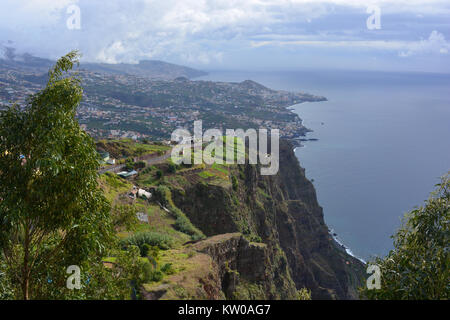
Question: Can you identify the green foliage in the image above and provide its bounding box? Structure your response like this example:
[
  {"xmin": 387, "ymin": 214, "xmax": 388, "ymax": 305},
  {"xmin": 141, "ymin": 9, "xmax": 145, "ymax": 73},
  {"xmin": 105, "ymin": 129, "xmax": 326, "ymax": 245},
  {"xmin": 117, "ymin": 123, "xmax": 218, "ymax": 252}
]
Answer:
[
  {"xmin": 112, "ymin": 204, "xmax": 139, "ymax": 231},
  {"xmin": 173, "ymin": 213, "xmax": 204, "ymax": 241},
  {"xmin": 232, "ymin": 282, "xmax": 266, "ymax": 300},
  {"xmin": 141, "ymin": 244, "xmax": 151, "ymax": 258},
  {"xmin": 110, "ymin": 246, "xmax": 151, "ymax": 299},
  {"xmin": 231, "ymin": 175, "xmax": 239, "ymax": 191},
  {"xmin": 0, "ymin": 262, "xmax": 14, "ymax": 300},
  {"xmin": 140, "ymin": 253, "xmax": 176, "ymax": 283},
  {"xmin": 141, "ymin": 166, "xmax": 153, "ymax": 175},
  {"xmin": 135, "ymin": 161, "xmax": 146, "ymax": 169},
  {"xmin": 361, "ymin": 173, "xmax": 450, "ymax": 300},
  {"xmin": 198, "ymin": 171, "xmax": 214, "ymax": 179},
  {"xmin": 0, "ymin": 51, "xmax": 115, "ymax": 299},
  {"xmin": 120, "ymin": 232, "xmax": 174, "ymax": 254},
  {"xmin": 34, "ymin": 248, "xmax": 144, "ymax": 300},
  {"xmin": 168, "ymin": 163, "xmax": 177, "ymax": 173},
  {"xmin": 297, "ymin": 288, "xmax": 312, "ymax": 300},
  {"xmin": 103, "ymin": 171, "xmax": 128, "ymax": 188},
  {"xmin": 160, "ymin": 263, "xmax": 175, "ymax": 275},
  {"xmin": 247, "ymin": 234, "xmax": 263, "ymax": 243},
  {"xmin": 155, "ymin": 186, "xmax": 205, "ymax": 240},
  {"xmin": 142, "ymin": 244, "xmax": 160, "ymax": 265},
  {"xmin": 124, "ymin": 158, "xmax": 135, "ymax": 171},
  {"xmin": 144, "ymin": 267, "xmax": 163, "ymax": 282},
  {"xmin": 95, "ymin": 139, "xmax": 169, "ymax": 159},
  {"xmin": 156, "ymin": 170, "xmax": 163, "ymax": 179}
]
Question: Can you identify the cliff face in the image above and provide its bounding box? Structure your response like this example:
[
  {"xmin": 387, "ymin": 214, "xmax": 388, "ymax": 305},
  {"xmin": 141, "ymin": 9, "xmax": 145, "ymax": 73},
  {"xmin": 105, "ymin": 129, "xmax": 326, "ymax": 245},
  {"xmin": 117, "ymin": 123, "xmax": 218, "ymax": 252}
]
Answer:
[
  {"xmin": 167, "ymin": 140, "xmax": 365, "ymax": 299},
  {"xmin": 192, "ymin": 233, "xmax": 296, "ymax": 299}
]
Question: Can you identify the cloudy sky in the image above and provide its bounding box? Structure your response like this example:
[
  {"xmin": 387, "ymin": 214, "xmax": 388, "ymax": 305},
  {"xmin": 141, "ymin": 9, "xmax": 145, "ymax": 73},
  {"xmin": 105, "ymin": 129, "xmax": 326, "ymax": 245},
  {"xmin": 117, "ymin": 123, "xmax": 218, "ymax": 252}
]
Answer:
[{"xmin": 1, "ymin": 0, "xmax": 450, "ymax": 73}]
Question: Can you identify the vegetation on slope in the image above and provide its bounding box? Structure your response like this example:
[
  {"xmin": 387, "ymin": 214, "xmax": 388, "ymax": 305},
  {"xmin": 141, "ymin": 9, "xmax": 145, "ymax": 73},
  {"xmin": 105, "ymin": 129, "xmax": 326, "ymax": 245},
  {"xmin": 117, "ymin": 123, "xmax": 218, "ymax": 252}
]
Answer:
[{"xmin": 361, "ymin": 174, "xmax": 449, "ymax": 300}]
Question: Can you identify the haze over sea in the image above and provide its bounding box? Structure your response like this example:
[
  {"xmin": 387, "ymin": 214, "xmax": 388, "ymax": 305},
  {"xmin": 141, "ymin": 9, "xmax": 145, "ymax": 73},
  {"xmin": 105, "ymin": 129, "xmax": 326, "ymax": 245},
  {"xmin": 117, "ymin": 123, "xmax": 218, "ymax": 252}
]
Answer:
[{"xmin": 198, "ymin": 69, "xmax": 450, "ymax": 260}]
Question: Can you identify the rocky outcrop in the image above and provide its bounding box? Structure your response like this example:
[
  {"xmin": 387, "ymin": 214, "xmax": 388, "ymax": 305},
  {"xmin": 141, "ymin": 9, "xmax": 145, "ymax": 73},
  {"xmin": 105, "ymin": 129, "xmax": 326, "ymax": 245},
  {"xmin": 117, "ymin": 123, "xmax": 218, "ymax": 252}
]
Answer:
[{"xmin": 192, "ymin": 233, "xmax": 292, "ymax": 299}]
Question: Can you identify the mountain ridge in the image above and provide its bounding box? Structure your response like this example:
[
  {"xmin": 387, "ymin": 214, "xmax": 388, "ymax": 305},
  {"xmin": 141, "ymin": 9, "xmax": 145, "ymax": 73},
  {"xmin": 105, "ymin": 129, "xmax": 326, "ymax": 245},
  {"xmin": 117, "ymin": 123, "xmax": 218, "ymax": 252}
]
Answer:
[{"xmin": 0, "ymin": 47, "xmax": 207, "ymax": 80}]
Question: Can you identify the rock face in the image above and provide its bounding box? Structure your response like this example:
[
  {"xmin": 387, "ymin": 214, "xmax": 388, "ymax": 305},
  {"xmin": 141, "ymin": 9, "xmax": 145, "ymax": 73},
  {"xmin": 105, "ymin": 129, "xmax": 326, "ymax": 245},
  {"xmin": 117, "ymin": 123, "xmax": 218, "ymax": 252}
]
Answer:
[
  {"xmin": 168, "ymin": 140, "xmax": 365, "ymax": 299},
  {"xmin": 192, "ymin": 233, "xmax": 294, "ymax": 299}
]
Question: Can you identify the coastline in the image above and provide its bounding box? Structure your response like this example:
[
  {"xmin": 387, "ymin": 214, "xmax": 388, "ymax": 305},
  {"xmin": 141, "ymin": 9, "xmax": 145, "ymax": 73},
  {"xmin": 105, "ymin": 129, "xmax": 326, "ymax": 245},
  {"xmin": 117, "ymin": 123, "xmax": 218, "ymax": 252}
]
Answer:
[
  {"xmin": 282, "ymin": 101, "xmax": 320, "ymax": 147},
  {"xmin": 329, "ymin": 229, "xmax": 366, "ymax": 264},
  {"xmin": 288, "ymin": 100, "xmax": 366, "ymax": 265}
]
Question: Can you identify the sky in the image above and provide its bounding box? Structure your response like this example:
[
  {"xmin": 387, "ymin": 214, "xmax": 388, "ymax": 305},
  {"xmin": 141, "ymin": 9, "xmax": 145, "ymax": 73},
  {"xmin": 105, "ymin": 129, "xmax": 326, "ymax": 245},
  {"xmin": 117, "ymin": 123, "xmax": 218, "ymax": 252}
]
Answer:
[{"xmin": 1, "ymin": 0, "xmax": 450, "ymax": 73}]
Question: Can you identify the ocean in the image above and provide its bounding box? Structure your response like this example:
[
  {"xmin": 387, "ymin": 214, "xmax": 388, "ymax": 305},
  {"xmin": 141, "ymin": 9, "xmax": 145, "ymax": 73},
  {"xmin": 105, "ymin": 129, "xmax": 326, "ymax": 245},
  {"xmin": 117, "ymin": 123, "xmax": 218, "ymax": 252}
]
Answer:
[{"xmin": 197, "ymin": 69, "xmax": 450, "ymax": 261}]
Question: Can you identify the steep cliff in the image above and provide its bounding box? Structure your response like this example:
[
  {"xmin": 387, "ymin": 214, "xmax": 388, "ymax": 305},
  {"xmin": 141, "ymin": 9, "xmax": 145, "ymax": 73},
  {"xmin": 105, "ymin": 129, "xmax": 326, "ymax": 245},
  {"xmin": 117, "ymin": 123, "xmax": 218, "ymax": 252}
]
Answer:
[
  {"xmin": 151, "ymin": 139, "xmax": 366, "ymax": 299},
  {"xmin": 101, "ymin": 138, "xmax": 365, "ymax": 299}
]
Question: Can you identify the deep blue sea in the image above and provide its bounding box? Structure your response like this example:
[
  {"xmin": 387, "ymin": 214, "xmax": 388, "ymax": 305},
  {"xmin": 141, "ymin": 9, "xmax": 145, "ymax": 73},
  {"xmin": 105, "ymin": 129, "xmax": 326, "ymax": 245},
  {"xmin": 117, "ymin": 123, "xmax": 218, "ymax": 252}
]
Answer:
[{"xmin": 197, "ymin": 69, "xmax": 450, "ymax": 261}]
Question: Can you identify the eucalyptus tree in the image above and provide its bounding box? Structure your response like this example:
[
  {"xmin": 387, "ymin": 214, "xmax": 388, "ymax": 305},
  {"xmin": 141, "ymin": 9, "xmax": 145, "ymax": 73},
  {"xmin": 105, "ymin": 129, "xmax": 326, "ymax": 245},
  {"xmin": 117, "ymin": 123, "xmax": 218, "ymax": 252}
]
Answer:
[
  {"xmin": 361, "ymin": 173, "xmax": 449, "ymax": 300},
  {"xmin": 0, "ymin": 51, "xmax": 115, "ymax": 299}
]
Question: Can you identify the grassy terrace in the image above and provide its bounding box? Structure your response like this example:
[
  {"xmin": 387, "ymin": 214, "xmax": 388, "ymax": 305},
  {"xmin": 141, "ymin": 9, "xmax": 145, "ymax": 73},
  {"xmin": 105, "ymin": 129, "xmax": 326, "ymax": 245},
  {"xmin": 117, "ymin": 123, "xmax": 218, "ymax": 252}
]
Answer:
[
  {"xmin": 96, "ymin": 138, "xmax": 170, "ymax": 160},
  {"xmin": 96, "ymin": 138, "xmax": 253, "ymax": 294}
]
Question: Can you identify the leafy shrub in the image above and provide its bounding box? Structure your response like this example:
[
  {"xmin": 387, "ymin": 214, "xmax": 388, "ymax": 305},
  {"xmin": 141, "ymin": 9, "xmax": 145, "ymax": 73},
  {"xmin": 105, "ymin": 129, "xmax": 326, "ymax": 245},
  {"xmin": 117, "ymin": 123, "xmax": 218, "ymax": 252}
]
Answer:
[
  {"xmin": 103, "ymin": 172, "xmax": 128, "ymax": 188},
  {"xmin": 124, "ymin": 160, "xmax": 135, "ymax": 171},
  {"xmin": 134, "ymin": 161, "xmax": 146, "ymax": 169},
  {"xmin": 143, "ymin": 245, "xmax": 160, "ymax": 264},
  {"xmin": 120, "ymin": 232, "xmax": 173, "ymax": 254},
  {"xmin": 173, "ymin": 211, "xmax": 203, "ymax": 240},
  {"xmin": 160, "ymin": 263, "xmax": 175, "ymax": 275},
  {"xmin": 149, "ymin": 270, "xmax": 164, "ymax": 282},
  {"xmin": 297, "ymin": 288, "xmax": 312, "ymax": 300},
  {"xmin": 247, "ymin": 234, "xmax": 263, "ymax": 243},
  {"xmin": 168, "ymin": 163, "xmax": 177, "ymax": 173},
  {"xmin": 141, "ymin": 167, "xmax": 152, "ymax": 175},
  {"xmin": 112, "ymin": 204, "xmax": 138, "ymax": 231},
  {"xmin": 0, "ymin": 267, "xmax": 14, "ymax": 300},
  {"xmin": 231, "ymin": 175, "xmax": 239, "ymax": 191},
  {"xmin": 142, "ymin": 262, "xmax": 164, "ymax": 283}
]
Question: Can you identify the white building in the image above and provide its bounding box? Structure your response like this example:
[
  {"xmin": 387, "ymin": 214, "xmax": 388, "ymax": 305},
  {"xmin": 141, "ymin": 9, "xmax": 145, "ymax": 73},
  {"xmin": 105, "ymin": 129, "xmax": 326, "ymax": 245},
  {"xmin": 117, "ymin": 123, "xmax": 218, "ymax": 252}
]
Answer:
[{"xmin": 138, "ymin": 189, "xmax": 152, "ymax": 199}]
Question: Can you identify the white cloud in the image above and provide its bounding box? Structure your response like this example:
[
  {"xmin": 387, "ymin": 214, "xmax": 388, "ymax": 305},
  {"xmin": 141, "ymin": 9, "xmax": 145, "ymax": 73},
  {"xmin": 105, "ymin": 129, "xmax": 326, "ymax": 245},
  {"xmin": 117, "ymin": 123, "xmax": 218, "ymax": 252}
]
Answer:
[
  {"xmin": 1, "ymin": 0, "xmax": 449, "ymax": 69},
  {"xmin": 399, "ymin": 31, "xmax": 450, "ymax": 57},
  {"xmin": 96, "ymin": 41, "xmax": 126, "ymax": 64},
  {"xmin": 251, "ymin": 31, "xmax": 450, "ymax": 58}
]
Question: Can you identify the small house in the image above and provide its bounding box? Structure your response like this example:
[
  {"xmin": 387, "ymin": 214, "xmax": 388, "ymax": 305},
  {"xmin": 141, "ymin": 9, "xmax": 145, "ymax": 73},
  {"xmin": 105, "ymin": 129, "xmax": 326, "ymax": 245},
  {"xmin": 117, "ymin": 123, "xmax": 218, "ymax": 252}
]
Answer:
[
  {"xmin": 138, "ymin": 189, "xmax": 152, "ymax": 199},
  {"xmin": 117, "ymin": 170, "xmax": 138, "ymax": 178}
]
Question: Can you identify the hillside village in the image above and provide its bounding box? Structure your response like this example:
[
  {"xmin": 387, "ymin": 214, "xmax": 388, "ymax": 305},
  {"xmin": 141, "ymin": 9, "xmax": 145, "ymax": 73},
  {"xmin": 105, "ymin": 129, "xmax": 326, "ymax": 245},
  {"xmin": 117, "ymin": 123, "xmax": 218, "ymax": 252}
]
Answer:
[{"xmin": 1, "ymin": 54, "xmax": 326, "ymax": 142}]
